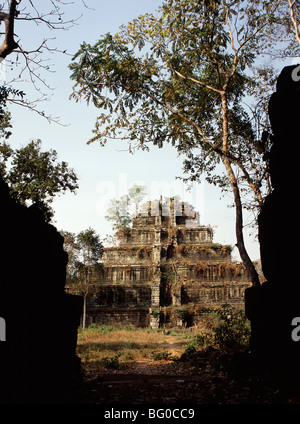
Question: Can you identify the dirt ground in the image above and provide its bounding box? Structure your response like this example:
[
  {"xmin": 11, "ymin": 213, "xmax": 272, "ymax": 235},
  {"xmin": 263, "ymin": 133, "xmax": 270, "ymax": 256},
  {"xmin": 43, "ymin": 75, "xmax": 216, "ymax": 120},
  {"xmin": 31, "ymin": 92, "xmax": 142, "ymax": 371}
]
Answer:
[
  {"xmin": 75, "ymin": 350, "xmax": 300, "ymax": 405},
  {"xmin": 71, "ymin": 329, "xmax": 300, "ymax": 406}
]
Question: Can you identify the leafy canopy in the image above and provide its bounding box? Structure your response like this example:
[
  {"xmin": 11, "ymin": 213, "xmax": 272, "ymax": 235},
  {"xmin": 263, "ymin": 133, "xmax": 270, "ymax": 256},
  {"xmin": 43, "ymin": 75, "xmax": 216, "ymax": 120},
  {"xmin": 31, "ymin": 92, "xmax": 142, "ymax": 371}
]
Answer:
[
  {"xmin": 69, "ymin": 0, "xmax": 290, "ymax": 209},
  {"xmin": 69, "ymin": 0, "xmax": 299, "ymax": 286},
  {"xmin": 62, "ymin": 228, "xmax": 103, "ymax": 288},
  {"xmin": 62, "ymin": 228, "xmax": 103, "ymax": 329},
  {"xmin": 0, "ymin": 139, "xmax": 78, "ymax": 221},
  {"xmin": 76, "ymin": 228, "xmax": 103, "ymax": 266},
  {"xmin": 0, "ymin": 86, "xmax": 25, "ymax": 140}
]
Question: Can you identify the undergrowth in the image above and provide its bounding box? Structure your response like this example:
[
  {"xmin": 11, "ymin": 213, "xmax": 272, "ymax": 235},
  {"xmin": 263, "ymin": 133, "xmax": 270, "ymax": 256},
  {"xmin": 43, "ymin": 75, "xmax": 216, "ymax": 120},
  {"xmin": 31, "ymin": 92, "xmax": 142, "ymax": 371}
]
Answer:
[
  {"xmin": 182, "ymin": 305, "xmax": 251, "ymax": 358},
  {"xmin": 77, "ymin": 306, "xmax": 251, "ymax": 375}
]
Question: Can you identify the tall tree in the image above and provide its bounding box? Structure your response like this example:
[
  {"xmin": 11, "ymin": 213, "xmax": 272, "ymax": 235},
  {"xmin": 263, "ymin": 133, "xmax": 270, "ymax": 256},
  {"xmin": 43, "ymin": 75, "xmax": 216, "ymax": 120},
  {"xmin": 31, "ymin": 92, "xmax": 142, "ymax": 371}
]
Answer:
[
  {"xmin": 0, "ymin": 138, "xmax": 78, "ymax": 221},
  {"xmin": 61, "ymin": 230, "xmax": 80, "ymax": 286},
  {"xmin": 69, "ymin": 0, "xmax": 299, "ymax": 287},
  {"xmin": 76, "ymin": 228, "xmax": 103, "ymax": 328}
]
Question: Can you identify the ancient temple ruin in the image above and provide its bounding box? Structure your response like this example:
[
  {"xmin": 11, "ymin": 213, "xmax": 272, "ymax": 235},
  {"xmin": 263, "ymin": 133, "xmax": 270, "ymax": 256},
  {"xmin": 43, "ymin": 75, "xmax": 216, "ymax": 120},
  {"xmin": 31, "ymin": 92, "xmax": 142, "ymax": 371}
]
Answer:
[{"xmin": 87, "ymin": 198, "xmax": 251, "ymax": 328}]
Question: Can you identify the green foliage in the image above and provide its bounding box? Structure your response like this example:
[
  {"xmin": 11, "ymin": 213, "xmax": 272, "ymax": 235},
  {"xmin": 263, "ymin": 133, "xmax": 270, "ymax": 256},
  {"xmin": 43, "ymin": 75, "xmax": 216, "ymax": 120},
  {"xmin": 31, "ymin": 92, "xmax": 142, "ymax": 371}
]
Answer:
[
  {"xmin": 181, "ymin": 344, "xmax": 198, "ymax": 361},
  {"xmin": 64, "ymin": 228, "xmax": 102, "ymax": 329},
  {"xmin": 151, "ymin": 350, "xmax": 175, "ymax": 361},
  {"xmin": 0, "ymin": 89, "xmax": 77, "ymax": 223},
  {"xmin": 0, "ymin": 142, "xmax": 13, "ymax": 175},
  {"xmin": 160, "ymin": 264, "xmax": 177, "ymax": 306},
  {"xmin": 105, "ymin": 184, "xmax": 147, "ymax": 233},
  {"xmin": 151, "ymin": 309, "xmax": 160, "ymax": 318},
  {"xmin": 62, "ymin": 228, "xmax": 103, "ymax": 298},
  {"xmin": 161, "ymin": 264, "xmax": 176, "ymax": 283},
  {"xmin": 175, "ymin": 308, "xmax": 189, "ymax": 320},
  {"xmin": 78, "ymin": 323, "xmax": 137, "ymax": 339},
  {"xmin": 211, "ymin": 305, "xmax": 251, "ymax": 351},
  {"xmin": 70, "ymin": 0, "xmax": 300, "ymax": 285},
  {"xmin": 78, "ymin": 323, "xmax": 114, "ymax": 337},
  {"xmin": 60, "ymin": 230, "xmax": 79, "ymax": 280},
  {"xmin": 69, "ymin": 0, "xmax": 300, "ymax": 220},
  {"xmin": 105, "ymin": 195, "xmax": 132, "ymax": 232},
  {"xmin": 128, "ymin": 184, "xmax": 148, "ymax": 215},
  {"xmin": 70, "ymin": 0, "xmax": 297, "ymax": 286},
  {"xmin": 68, "ymin": 0, "xmax": 282, "ymax": 206},
  {"xmin": 99, "ymin": 353, "xmax": 123, "ymax": 370},
  {"xmin": 0, "ymin": 86, "xmax": 24, "ymax": 140},
  {"xmin": 183, "ymin": 305, "xmax": 251, "ymax": 357},
  {"xmin": 76, "ymin": 228, "xmax": 103, "ymax": 265},
  {"xmin": 0, "ymin": 139, "xmax": 78, "ymax": 221}
]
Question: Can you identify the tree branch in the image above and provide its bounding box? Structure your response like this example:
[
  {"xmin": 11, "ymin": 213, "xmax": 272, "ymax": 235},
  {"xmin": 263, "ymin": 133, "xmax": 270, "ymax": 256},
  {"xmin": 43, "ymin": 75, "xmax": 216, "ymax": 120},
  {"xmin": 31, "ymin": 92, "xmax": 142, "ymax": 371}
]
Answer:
[
  {"xmin": 0, "ymin": 0, "xmax": 19, "ymax": 59},
  {"xmin": 171, "ymin": 67, "xmax": 224, "ymax": 94},
  {"xmin": 0, "ymin": 1, "xmax": 90, "ymax": 124},
  {"xmin": 288, "ymin": 0, "xmax": 300, "ymax": 45}
]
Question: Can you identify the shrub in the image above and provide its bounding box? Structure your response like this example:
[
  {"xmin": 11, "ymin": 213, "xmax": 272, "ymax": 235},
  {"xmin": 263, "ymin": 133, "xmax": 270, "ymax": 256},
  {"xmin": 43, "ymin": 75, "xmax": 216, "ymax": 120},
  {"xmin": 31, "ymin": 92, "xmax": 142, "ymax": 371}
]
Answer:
[
  {"xmin": 211, "ymin": 305, "xmax": 251, "ymax": 351},
  {"xmin": 181, "ymin": 305, "xmax": 251, "ymax": 361},
  {"xmin": 151, "ymin": 351, "xmax": 174, "ymax": 361},
  {"xmin": 99, "ymin": 353, "xmax": 123, "ymax": 369}
]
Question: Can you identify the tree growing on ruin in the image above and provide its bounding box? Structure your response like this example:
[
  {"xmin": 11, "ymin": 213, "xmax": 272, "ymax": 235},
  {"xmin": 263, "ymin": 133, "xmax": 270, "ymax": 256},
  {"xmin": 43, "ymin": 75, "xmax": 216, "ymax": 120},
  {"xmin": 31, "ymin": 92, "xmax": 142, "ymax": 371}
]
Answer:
[
  {"xmin": 69, "ymin": 0, "xmax": 300, "ymax": 287},
  {"xmin": 105, "ymin": 195, "xmax": 132, "ymax": 234},
  {"xmin": 128, "ymin": 183, "xmax": 148, "ymax": 216},
  {"xmin": 105, "ymin": 184, "xmax": 147, "ymax": 234}
]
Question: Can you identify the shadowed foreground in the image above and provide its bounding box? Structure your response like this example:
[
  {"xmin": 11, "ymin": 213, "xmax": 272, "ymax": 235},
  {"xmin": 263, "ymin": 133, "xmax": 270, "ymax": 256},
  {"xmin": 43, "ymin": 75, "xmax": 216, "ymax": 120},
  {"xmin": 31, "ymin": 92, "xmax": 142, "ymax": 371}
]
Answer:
[
  {"xmin": 0, "ymin": 176, "xmax": 82, "ymax": 404},
  {"xmin": 76, "ymin": 351, "xmax": 298, "ymax": 404}
]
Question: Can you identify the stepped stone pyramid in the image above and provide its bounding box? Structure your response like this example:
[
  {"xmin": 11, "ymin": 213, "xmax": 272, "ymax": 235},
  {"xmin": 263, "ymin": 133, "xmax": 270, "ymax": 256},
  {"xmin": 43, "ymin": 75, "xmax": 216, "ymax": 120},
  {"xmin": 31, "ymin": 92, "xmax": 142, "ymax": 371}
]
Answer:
[{"xmin": 87, "ymin": 198, "xmax": 251, "ymax": 327}]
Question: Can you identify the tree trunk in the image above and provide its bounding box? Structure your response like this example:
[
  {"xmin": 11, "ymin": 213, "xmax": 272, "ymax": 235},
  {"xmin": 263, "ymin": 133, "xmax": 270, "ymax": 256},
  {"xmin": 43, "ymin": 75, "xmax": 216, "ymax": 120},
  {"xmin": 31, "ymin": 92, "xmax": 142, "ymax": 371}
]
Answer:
[
  {"xmin": 221, "ymin": 92, "xmax": 260, "ymax": 287},
  {"xmin": 82, "ymin": 267, "xmax": 88, "ymax": 329},
  {"xmin": 82, "ymin": 293, "xmax": 87, "ymax": 329},
  {"xmin": 0, "ymin": 0, "xmax": 19, "ymax": 59},
  {"xmin": 224, "ymin": 159, "xmax": 261, "ymax": 287}
]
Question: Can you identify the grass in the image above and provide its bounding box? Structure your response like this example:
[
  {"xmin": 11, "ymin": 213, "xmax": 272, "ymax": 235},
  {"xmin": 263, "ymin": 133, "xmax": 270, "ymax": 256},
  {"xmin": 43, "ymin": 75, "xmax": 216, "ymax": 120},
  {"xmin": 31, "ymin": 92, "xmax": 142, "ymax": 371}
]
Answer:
[
  {"xmin": 76, "ymin": 324, "xmax": 190, "ymax": 373},
  {"xmin": 76, "ymin": 306, "xmax": 251, "ymax": 375}
]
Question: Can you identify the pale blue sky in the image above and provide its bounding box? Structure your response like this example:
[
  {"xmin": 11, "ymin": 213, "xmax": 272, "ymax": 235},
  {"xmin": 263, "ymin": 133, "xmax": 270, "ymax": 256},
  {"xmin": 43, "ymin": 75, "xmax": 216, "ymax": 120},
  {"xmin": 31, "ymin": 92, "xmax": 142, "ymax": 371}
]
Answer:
[{"xmin": 4, "ymin": 0, "xmax": 260, "ymax": 260}]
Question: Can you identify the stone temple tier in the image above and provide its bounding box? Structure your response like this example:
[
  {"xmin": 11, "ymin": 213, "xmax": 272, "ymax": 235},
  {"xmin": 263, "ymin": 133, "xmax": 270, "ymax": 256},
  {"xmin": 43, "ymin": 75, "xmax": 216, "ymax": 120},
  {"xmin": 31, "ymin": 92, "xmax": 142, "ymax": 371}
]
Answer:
[{"xmin": 86, "ymin": 198, "xmax": 251, "ymax": 328}]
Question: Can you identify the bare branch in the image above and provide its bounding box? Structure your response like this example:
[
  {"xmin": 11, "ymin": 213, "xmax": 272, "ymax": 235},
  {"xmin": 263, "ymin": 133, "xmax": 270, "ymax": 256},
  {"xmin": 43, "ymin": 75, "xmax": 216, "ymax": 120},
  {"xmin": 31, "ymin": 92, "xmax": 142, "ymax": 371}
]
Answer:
[
  {"xmin": 0, "ymin": 0, "xmax": 90, "ymax": 123},
  {"xmin": 8, "ymin": 94, "xmax": 67, "ymax": 125},
  {"xmin": 0, "ymin": 0, "xmax": 19, "ymax": 59},
  {"xmin": 288, "ymin": 0, "xmax": 300, "ymax": 45}
]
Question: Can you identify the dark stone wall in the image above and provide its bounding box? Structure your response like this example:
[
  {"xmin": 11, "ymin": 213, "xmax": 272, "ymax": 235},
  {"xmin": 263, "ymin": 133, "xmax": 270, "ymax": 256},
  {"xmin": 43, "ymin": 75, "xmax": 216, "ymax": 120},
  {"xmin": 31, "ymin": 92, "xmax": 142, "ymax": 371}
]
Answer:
[
  {"xmin": 92, "ymin": 286, "xmax": 152, "ymax": 307},
  {"xmin": 182, "ymin": 282, "xmax": 249, "ymax": 306},
  {"xmin": 0, "ymin": 176, "xmax": 83, "ymax": 403},
  {"xmin": 86, "ymin": 307, "xmax": 150, "ymax": 327},
  {"xmin": 245, "ymin": 65, "xmax": 300, "ymax": 392}
]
